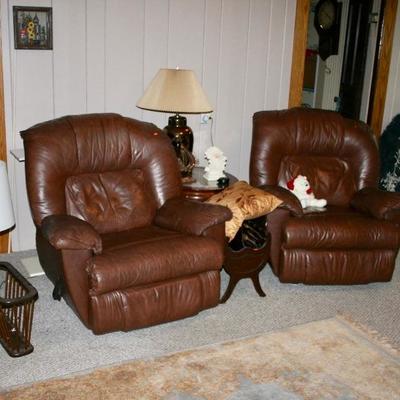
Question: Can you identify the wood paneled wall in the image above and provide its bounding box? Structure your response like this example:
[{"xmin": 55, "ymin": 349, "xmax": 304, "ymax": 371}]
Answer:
[{"xmin": 0, "ymin": 0, "xmax": 296, "ymax": 251}]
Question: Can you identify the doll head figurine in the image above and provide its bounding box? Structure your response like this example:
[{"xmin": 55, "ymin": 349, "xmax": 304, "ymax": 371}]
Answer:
[{"xmin": 203, "ymin": 146, "xmax": 227, "ymax": 181}]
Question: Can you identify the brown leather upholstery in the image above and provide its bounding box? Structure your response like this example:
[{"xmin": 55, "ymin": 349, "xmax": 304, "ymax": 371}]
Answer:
[
  {"xmin": 250, "ymin": 108, "xmax": 400, "ymax": 284},
  {"xmin": 22, "ymin": 113, "xmax": 232, "ymax": 334}
]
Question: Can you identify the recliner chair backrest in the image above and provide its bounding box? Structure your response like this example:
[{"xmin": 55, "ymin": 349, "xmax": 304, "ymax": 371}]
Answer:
[
  {"xmin": 22, "ymin": 113, "xmax": 182, "ymax": 229},
  {"xmin": 250, "ymin": 108, "xmax": 379, "ymax": 206}
]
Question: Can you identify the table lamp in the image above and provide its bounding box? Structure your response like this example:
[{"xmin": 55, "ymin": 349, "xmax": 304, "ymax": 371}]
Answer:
[
  {"xmin": 137, "ymin": 68, "xmax": 213, "ymax": 178},
  {"xmin": 0, "ymin": 161, "xmax": 15, "ymax": 251}
]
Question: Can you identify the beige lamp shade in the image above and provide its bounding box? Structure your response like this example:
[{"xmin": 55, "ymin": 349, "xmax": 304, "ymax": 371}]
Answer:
[
  {"xmin": 0, "ymin": 160, "xmax": 15, "ymax": 232},
  {"xmin": 137, "ymin": 68, "xmax": 213, "ymax": 114}
]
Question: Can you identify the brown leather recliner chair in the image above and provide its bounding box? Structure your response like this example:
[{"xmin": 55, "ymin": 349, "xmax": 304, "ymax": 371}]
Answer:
[
  {"xmin": 250, "ymin": 108, "xmax": 400, "ymax": 284},
  {"xmin": 22, "ymin": 113, "xmax": 231, "ymax": 334}
]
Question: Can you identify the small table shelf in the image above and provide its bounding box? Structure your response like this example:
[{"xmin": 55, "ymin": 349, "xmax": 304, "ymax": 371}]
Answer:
[{"xmin": 10, "ymin": 148, "xmax": 25, "ymax": 162}]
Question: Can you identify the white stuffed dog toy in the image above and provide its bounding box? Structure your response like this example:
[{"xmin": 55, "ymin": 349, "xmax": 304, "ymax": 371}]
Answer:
[{"xmin": 286, "ymin": 175, "xmax": 327, "ymax": 208}]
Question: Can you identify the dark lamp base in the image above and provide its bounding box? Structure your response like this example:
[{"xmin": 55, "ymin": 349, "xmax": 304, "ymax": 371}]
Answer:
[{"xmin": 164, "ymin": 114, "xmax": 196, "ymax": 177}]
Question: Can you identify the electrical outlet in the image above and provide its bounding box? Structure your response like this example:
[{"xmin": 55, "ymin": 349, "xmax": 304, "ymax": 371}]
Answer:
[{"xmin": 200, "ymin": 114, "xmax": 210, "ymax": 124}]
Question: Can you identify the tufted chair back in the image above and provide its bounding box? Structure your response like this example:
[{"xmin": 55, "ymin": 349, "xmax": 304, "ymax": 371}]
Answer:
[
  {"xmin": 22, "ymin": 113, "xmax": 182, "ymax": 228},
  {"xmin": 250, "ymin": 107, "xmax": 379, "ymax": 206}
]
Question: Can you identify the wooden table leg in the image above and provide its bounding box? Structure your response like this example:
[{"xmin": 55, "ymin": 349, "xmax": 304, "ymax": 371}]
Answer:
[
  {"xmin": 250, "ymin": 267, "xmax": 266, "ymax": 297},
  {"xmin": 220, "ymin": 275, "xmax": 240, "ymax": 303},
  {"xmin": 220, "ymin": 260, "xmax": 268, "ymax": 303}
]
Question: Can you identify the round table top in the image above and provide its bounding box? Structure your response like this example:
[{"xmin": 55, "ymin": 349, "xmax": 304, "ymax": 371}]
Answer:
[{"xmin": 182, "ymin": 166, "xmax": 238, "ymax": 201}]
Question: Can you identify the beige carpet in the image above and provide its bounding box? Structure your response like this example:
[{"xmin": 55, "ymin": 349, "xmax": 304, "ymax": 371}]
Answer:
[{"xmin": 1, "ymin": 316, "xmax": 399, "ymax": 400}]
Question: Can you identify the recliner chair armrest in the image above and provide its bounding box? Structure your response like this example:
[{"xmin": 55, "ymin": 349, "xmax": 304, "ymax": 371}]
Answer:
[
  {"xmin": 41, "ymin": 215, "xmax": 102, "ymax": 254},
  {"xmin": 154, "ymin": 197, "xmax": 232, "ymax": 236},
  {"xmin": 258, "ymin": 185, "xmax": 303, "ymax": 217},
  {"xmin": 351, "ymin": 187, "xmax": 400, "ymax": 220}
]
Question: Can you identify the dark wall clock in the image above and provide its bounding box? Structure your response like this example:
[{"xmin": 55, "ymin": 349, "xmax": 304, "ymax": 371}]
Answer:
[{"xmin": 314, "ymin": 0, "xmax": 342, "ymax": 60}]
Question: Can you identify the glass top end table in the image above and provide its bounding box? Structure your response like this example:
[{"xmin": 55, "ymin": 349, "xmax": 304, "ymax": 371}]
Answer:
[{"xmin": 182, "ymin": 167, "xmax": 237, "ymax": 201}]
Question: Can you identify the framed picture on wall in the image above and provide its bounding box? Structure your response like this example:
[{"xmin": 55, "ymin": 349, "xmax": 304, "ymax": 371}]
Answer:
[{"xmin": 13, "ymin": 6, "xmax": 53, "ymax": 50}]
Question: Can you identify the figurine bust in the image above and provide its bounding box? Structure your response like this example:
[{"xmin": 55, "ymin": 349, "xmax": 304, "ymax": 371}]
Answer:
[{"xmin": 203, "ymin": 146, "xmax": 227, "ymax": 181}]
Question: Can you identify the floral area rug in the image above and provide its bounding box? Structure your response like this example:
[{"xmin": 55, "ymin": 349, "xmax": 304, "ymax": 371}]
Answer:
[{"xmin": 1, "ymin": 316, "xmax": 399, "ymax": 399}]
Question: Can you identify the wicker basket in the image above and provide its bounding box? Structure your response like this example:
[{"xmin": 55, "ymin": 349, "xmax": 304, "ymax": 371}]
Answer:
[{"xmin": 0, "ymin": 262, "xmax": 38, "ymax": 357}]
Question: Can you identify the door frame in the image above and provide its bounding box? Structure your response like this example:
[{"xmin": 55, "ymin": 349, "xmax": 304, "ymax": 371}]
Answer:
[
  {"xmin": 288, "ymin": 0, "xmax": 398, "ymax": 139},
  {"xmin": 0, "ymin": 33, "xmax": 10, "ymax": 253}
]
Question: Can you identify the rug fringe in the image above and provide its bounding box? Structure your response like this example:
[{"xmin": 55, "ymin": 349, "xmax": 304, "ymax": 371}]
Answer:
[{"xmin": 337, "ymin": 313, "xmax": 400, "ymax": 356}]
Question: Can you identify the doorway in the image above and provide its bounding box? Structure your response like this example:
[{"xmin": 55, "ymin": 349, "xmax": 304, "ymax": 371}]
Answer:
[
  {"xmin": 289, "ymin": 0, "xmax": 398, "ymax": 138},
  {"xmin": 338, "ymin": 0, "xmax": 375, "ymax": 119},
  {"xmin": 301, "ymin": 0, "xmax": 379, "ymax": 120}
]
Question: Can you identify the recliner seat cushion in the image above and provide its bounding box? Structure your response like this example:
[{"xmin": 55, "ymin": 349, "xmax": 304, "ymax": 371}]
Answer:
[
  {"xmin": 88, "ymin": 225, "xmax": 224, "ymax": 295},
  {"xmin": 65, "ymin": 169, "xmax": 156, "ymax": 234},
  {"xmin": 284, "ymin": 206, "xmax": 399, "ymax": 249}
]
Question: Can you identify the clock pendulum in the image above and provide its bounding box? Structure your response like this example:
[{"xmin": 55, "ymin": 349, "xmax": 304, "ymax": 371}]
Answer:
[{"xmin": 314, "ymin": 0, "xmax": 342, "ymax": 61}]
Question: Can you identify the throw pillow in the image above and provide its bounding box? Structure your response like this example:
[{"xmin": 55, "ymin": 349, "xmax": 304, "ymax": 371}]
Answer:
[{"xmin": 206, "ymin": 181, "xmax": 282, "ymax": 240}]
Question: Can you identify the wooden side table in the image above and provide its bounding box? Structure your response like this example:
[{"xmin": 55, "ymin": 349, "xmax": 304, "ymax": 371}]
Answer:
[
  {"xmin": 182, "ymin": 166, "xmax": 237, "ymax": 201},
  {"xmin": 182, "ymin": 169, "xmax": 270, "ymax": 303}
]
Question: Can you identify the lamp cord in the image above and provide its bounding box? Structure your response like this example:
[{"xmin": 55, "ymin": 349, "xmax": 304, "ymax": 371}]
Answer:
[{"xmin": 209, "ymin": 116, "xmax": 214, "ymax": 147}]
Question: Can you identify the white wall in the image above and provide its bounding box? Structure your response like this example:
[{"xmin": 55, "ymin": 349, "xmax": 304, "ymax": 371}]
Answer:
[{"xmin": 1, "ymin": 0, "xmax": 296, "ymax": 251}]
